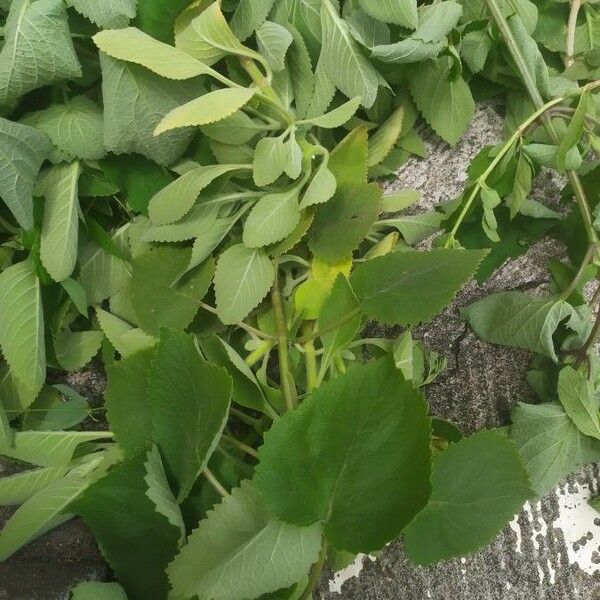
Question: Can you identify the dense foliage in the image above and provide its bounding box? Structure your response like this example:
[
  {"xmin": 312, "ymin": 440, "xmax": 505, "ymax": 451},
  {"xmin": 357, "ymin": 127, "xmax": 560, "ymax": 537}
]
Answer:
[{"xmin": 0, "ymin": 0, "xmax": 600, "ymax": 598}]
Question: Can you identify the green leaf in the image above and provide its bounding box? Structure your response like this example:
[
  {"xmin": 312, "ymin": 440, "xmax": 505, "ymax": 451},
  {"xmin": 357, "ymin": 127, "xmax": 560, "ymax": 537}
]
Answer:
[
  {"xmin": 134, "ymin": 0, "xmax": 190, "ymax": 43},
  {"xmin": 371, "ymin": 38, "xmax": 443, "ymax": 64},
  {"xmin": 305, "ymin": 53, "xmax": 336, "ymax": 118},
  {"xmin": 0, "ymin": 475, "xmax": 90, "ymax": 561},
  {"xmin": 144, "ymin": 444, "xmax": 185, "ymax": 543},
  {"xmin": 78, "ymin": 224, "xmax": 130, "ymax": 305},
  {"xmin": 0, "ymin": 466, "xmax": 68, "ymax": 506},
  {"xmin": 385, "ymin": 212, "xmax": 444, "ymax": 245},
  {"xmin": 148, "ymin": 330, "xmax": 232, "ymax": 501},
  {"xmin": 39, "ymin": 162, "xmax": 81, "ymax": 282},
  {"xmin": 257, "ymin": 21, "xmax": 293, "ymax": 72},
  {"xmin": 243, "ymin": 187, "xmax": 302, "ymax": 248},
  {"xmin": 321, "ymin": 0, "xmax": 381, "ymax": 108},
  {"xmin": 298, "ymin": 97, "xmax": 361, "ymax": 129},
  {"xmin": 175, "ymin": 3, "xmax": 265, "ymax": 67},
  {"xmin": 168, "ymin": 481, "xmax": 322, "ymax": 600},
  {"xmin": 0, "ymin": 117, "xmax": 51, "ymax": 230},
  {"xmin": 556, "ymin": 91, "xmax": 590, "ymax": 171},
  {"xmin": 148, "ymin": 164, "xmax": 249, "ymax": 225},
  {"xmin": 358, "ymin": 0, "xmax": 417, "ymax": 28},
  {"xmin": 100, "ymin": 54, "xmax": 201, "ymax": 166},
  {"xmin": 403, "ymin": 430, "xmax": 531, "ymax": 565},
  {"xmin": 67, "ymin": 0, "xmax": 137, "ymax": 28},
  {"xmin": 94, "ymin": 27, "xmax": 214, "ymax": 80},
  {"xmin": 0, "ymin": 261, "xmax": 45, "ymax": 404},
  {"xmin": 558, "ymin": 366, "xmax": 600, "ymax": 439},
  {"xmin": 255, "ymin": 359, "xmax": 431, "ymax": 553},
  {"xmin": 318, "ymin": 275, "xmax": 361, "ymax": 373},
  {"xmin": 231, "ymin": 0, "xmax": 276, "ymax": 41},
  {"xmin": 462, "ymin": 292, "xmax": 574, "ymax": 362},
  {"xmin": 155, "ymin": 87, "xmax": 257, "ymax": 135},
  {"xmin": 1, "ymin": 430, "xmax": 109, "ymax": 467},
  {"xmin": 414, "ymin": 1, "xmax": 462, "ymax": 43},
  {"xmin": 21, "ymin": 97, "xmax": 105, "ymax": 163},
  {"xmin": 507, "ymin": 15, "xmax": 549, "ymax": 100},
  {"xmin": 350, "ymin": 249, "xmax": 486, "ymax": 325},
  {"xmin": 0, "ymin": 0, "xmax": 81, "ymax": 107},
  {"xmin": 55, "ymin": 330, "xmax": 104, "ymax": 371},
  {"xmin": 143, "ymin": 204, "xmax": 220, "ymax": 243},
  {"xmin": 70, "ymin": 581, "xmax": 128, "ymax": 600},
  {"xmin": 368, "ymin": 105, "xmax": 406, "ymax": 167},
  {"xmin": 300, "ymin": 155, "xmax": 337, "ymax": 209},
  {"xmin": 201, "ymin": 111, "xmax": 268, "ymax": 145},
  {"xmin": 253, "ymin": 136, "xmax": 288, "ymax": 187},
  {"xmin": 460, "ymin": 29, "xmax": 492, "ymax": 73},
  {"xmin": 285, "ymin": 25, "xmax": 315, "ymax": 118},
  {"xmin": 73, "ymin": 455, "xmax": 181, "ymax": 600},
  {"xmin": 511, "ymin": 402, "xmax": 600, "ymax": 496},
  {"xmin": 309, "ymin": 181, "xmax": 381, "ymax": 261},
  {"xmin": 97, "ymin": 308, "xmax": 157, "ymax": 358},
  {"xmin": 409, "ymin": 56, "xmax": 474, "ymax": 145},
  {"xmin": 105, "ymin": 347, "xmax": 154, "ymax": 458},
  {"xmin": 214, "ymin": 244, "xmax": 275, "ymax": 324},
  {"xmin": 131, "ymin": 247, "xmax": 214, "ymax": 334},
  {"xmin": 22, "ymin": 386, "xmax": 88, "ymax": 431}
]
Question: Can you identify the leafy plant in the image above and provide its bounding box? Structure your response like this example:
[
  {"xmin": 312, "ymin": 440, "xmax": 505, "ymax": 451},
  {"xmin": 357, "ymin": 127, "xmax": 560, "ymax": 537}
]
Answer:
[{"xmin": 0, "ymin": 1, "xmax": 600, "ymax": 599}]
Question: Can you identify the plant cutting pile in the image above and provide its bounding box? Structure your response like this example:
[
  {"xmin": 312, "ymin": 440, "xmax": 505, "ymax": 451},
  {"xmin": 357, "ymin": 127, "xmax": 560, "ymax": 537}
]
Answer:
[{"xmin": 2, "ymin": 0, "xmax": 600, "ymax": 598}]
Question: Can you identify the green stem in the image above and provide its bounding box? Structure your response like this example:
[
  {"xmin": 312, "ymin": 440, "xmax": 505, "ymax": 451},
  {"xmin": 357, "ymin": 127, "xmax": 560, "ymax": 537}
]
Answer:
[
  {"xmin": 230, "ymin": 406, "xmax": 261, "ymax": 427},
  {"xmin": 299, "ymin": 540, "xmax": 328, "ymax": 600},
  {"xmin": 271, "ymin": 277, "xmax": 297, "ymax": 411},
  {"xmin": 302, "ymin": 323, "xmax": 318, "ymax": 392},
  {"xmin": 485, "ymin": 0, "xmax": 599, "ymax": 245},
  {"xmin": 296, "ymin": 307, "xmax": 362, "ymax": 344},
  {"xmin": 560, "ymin": 243, "xmax": 598, "ymax": 300},
  {"xmin": 245, "ymin": 340, "xmax": 274, "ymax": 367},
  {"xmin": 221, "ymin": 434, "xmax": 259, "ymax": 459},
  {"xmin": 575, "ymin": 306, "xmax": 600, "ymax": 368},
  {"xmin": 445, "ymin": 97, "xmax": 564, "ymax": 247},
  {"xmin": 566, "ymin": 0, "xmax": 582, "ymax": 67},
  {"xmin": 198, "ymin": 301, "xmax": 277, "ymax": 340},
  {"xmin": 203, "ymin": 468, "xmax": 227, "ymax": 497}
]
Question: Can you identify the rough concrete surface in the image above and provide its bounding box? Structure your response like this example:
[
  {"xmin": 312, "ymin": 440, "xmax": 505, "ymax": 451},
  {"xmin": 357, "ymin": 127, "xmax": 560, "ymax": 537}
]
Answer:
[{"xmin": 3, "ymin": 105, "xmax": 600, "ymax": 599}]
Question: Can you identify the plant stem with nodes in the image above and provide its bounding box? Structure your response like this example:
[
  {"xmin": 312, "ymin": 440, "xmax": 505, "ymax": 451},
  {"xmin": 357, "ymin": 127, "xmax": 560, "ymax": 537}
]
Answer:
[
  {"xmin": 444, "ymin": 97, "xmax": 564, "ymax": 247},
  {"xmin": 485, "ymin": 0, "xmax": 599, "ymax": 246},
  {"xmin": 271, "ymin": 275, "xmax": 298, "ymax": 411},
  {"xmin": 566, "ymin": 0, "xmax": 582, "ymax": 68}
]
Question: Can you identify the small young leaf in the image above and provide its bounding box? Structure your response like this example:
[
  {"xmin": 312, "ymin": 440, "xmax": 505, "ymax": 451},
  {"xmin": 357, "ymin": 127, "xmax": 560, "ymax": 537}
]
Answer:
[
  {"xmin": 230, "ymin": 0, "xmax": 277, "ymax": 41},
  {"xmin": 243, "ymin": 188, "xmax": 302, "ymax": 248},
  {"xmin": 70, "ymin": 581, "xmax": 128, "ymax": 600},
  {"xmin": 558, "ymin": 366, "xmax": 600, "ymax": 440},
  {"xmin": 214, "ymin": 244, "xmax": 275, "ymax": 324},
  {"xmin": 404, "ymin": 430, "xmax": 531, "ymax": 564},
  {"xmin": 298, "ymin": 97, "xmax": 362, "ymax": 129},
  {"xmin": 253, "ymin": 136, "xmax": 288, "ymax": 187},
  {"xmin": 300, "ymin": 157, "xmax": 337, "ymax": 209}
]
